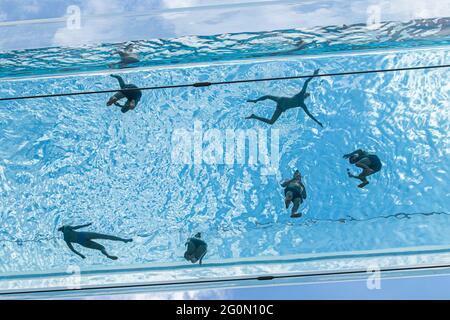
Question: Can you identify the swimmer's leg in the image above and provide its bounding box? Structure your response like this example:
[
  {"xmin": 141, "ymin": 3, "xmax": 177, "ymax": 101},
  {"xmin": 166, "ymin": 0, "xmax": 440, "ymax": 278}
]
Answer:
[
  {"xmin": 121, "ymin": 105, "xmax": 131, "ymax": 113},
  {"xmin": 301, "ymin": 105, "xmax": 323, "ymax": 127},
  {"xmin": 83, "ymin": 240, "xmax": 118, "ymax": 260},
  {"xmin": 348, "ymin": 158, "xmax": 374, "ymax": 188},
  {"xmin": 121, "ymin": 100, "xmax": 136, "ymax": 113},
  {"xmin": 290, "ymin": 198, "xmax": 302, "ymax": 218},
  {"xmin": 85, "ymin": 232, "xmax": 132, "ymax": 243},
  {"xmin": 247, "ymin": 95, "xmax": 281, "ymax": 104},
  {"xmin": 246, "ymin": 107, "xmax": 283, "ymax": 125},
  {"xmin": 284, "ymin": 190, "xmax": 293, "ymax": 209},
  {"xmin": 110, "ymin": 74, "xmax": 126, "ymax": 89},
  {"xmin": 347, "ymin": 168, "xmax": 369, "ymax": 185},
  {"xmin": 357, "ymin": 179, "xmax": 369, "ymax": 188},
  {"xmin": 196, "ymin": 245, "xmax": 207, "ymax": 265},
  {"xmin": 107, "ymin": 92, "xmax": 125, "ymax": 106},
  {"xmin": 355, "ymin": 158, "xmax": 375, "ymax": 176},
  {"xmin": 347, "ymin": 168, "xmax": 359, "ymax": 179}
]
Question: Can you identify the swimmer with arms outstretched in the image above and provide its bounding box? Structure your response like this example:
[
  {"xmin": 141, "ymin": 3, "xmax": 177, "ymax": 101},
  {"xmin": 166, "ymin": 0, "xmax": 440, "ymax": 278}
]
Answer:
[
  {"xmin": 184, "ymin": 232, "xmax": 207, "ymax": 265},
  {"xmin": 344, "ymin": 149, "xmax": 382, "ymax": 188},
  {"xmin": 58, "ymin": 223, "xmax": 132, "ymax": 260},
  {"xmin": 281, "ymin": 170, "xmax": 307, "ymax": 218},
  {"xmin": 246, "ymin": 69, "xmax": 323, "ymax": 127},
  {"xmin": 107, "ymin": 74, "xmax": 142, "ymax": 113}
]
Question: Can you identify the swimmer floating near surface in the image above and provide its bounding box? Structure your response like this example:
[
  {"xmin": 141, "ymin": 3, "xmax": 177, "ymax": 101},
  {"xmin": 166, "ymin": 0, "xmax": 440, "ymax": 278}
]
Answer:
[
  {"xmin": 281, "ymin": 170, "xmax": 307, "ymax": 218},
  {"xmin": 107, "ymin": 74, "xmax": 142, "ymax": 113},
  {"xmin": 108, "ymin": 43, "xmax": 140, "ymax": 69},
  {"xmin": 344, "ymin": 149, "xmax": 382, "ymax": 188},
  {"xmin": 184, "ymin": 232, "xmax": 207, "ymax": 265},
  {"xmin": 58, "ymin": 223, "xmax": 132, "ymax": 260},
  {"xmin": 246, "ymin": 68, "xmax": 323, "ymax": 127}
]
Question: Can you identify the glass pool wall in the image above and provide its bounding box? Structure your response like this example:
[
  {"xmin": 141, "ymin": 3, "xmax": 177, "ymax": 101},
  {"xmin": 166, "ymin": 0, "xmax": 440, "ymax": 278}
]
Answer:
[{"xmin": 0, "ymin": 0, "xmax": 449, "ymax": 295}]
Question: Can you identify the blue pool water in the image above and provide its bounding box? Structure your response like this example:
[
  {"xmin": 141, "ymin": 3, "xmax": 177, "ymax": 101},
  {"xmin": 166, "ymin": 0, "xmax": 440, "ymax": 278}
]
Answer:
[
  {"xmin": 1, "ymin": 18, "xmax": 449, "ymax": 79},
  {"xmin": 0, "ymin": 20, "xmax": 449, "ymax": 276}
]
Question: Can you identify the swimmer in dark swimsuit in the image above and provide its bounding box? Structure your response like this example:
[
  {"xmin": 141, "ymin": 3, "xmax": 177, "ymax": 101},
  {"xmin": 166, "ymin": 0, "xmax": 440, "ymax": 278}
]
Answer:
[
  {"xmin": 245, "ymin": 69, "xmax": 323, "ymax": 127},
  {"xmin": 271, "ymin": 39, "xmax": 317, "ymax": 56},
  {"xmin": 184, "ymin": 232, "xmax": 207, "ymax": 265},
  {"xmin": 109, "ymin": 43, "xmax": 140, "ymax": 69},
  {"xmin": 107, "ymin": 74, "xmax": 142, "ymax": 113},
  {"xmin": 344, "ymin": 149, "xmax": 382, "ymax": 188},
  {"xmin": 58, "ymin": 223, "xmax": 133, "ymax": 260},
  {"xmin": 281, "ymin": 170, "xmax": 307, "ymax": 218}
]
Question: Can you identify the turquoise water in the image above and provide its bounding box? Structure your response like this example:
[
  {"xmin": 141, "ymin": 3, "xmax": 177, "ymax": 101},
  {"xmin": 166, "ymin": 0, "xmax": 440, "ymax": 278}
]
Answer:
[
  {"xmin": 0, "ymin": 20, "xmax": 449, "ymax": 275},
  {"xmin": 1, "ymin": 18, "xmax": 449, "ymax": 79}
]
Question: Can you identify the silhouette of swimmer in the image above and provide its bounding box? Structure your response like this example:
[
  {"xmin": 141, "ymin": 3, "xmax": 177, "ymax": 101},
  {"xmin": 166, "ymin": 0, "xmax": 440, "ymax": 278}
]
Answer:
[
  {"xmin": 246, "ymin": 69, "xmax": 323, "ymax": 127},
  {"xmin": 344, "ymin": 149, "xmax": 382, "ymax": 188},
  {"xmin": 107, "ymin": 74, "xmax": 142, "ymax": 113},
  {"xmin": 58, "ymin": 223, "xmax": 132, "ymax": 260},
  {"xmin": 281, "ymin": 170, "xmax": 307, "ymax": 218},
  {"xmin": 109, "ymin": 43, "xmax": 140, "ymax": 69},
  {"xmin": 291, "ymin": 39, "xmax": 318, "ymax": 51},
  {"xmin": 184, "ymin": 232, "xmax": 207, "ymax": 265}
]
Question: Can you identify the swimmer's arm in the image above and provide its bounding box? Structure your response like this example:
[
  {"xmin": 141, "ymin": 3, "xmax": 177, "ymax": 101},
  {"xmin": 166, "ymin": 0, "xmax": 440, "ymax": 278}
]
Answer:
[
  {"xmin": 72, "ymin": 223, "xmax": 92, "ymax": 230},
  {"xmin": 300, "ymin": 68, "xmax": 320, "ymax": 94},
  {"xmin": 66, "ymin": 241, "xmax": 85, "ymax": 259},
  {"xmin": 281, "ymin": 179, "xmax": 293, "ymax": 187}
]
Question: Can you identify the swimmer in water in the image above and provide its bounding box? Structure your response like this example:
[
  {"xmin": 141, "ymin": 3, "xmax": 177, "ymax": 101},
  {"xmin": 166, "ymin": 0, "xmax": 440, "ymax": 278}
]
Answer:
[
  {"xmin": 184, "ymin": 232, "xmax": 207, "ymax": 265},
  {"xmin": 292, "ymin": 39, "xmax": 318, "ymax": 51},
  {"xmin": 107, "ymin": 74, "xmax": 142, "ymax": 113},
  {"xmin": 58, "ymin": 223, "xmax": 132, "ymax": 260},
  {"xmin": 245, "ymin": 69, "xmax": 323, "ymax": 127},
  {"xmin": 281, "ymin": 170, "xmax": 307, "ymax": 218},
  {"xmin": 109, "ymin": 43, "xmax": 140, "ymax": 69},
  {"xmin": 344, "ymin": 149, "xmax": 382, "ymax": 188}
]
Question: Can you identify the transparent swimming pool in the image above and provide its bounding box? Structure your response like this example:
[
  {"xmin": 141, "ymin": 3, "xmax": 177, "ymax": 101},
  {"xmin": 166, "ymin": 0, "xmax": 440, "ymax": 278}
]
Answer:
[{"xmin": 0, "ymin": 3, "xmax": 449, "ymax": 297}]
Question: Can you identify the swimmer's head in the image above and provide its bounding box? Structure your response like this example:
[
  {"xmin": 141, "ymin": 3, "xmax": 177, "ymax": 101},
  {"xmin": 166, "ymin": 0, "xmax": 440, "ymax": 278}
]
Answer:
[
  {"xmin": 195, "ymin": 232, "xmax": 202, "ymax": 239},
  {"xmin": 294, "ymin": 170, "xmax": 301, "ymax": 179},
  {"xmin": 124, "ymin": 43, "xmax": 134, "ymax": 51},
  {"xmin": 304, "ymin": 92, "xmax": 311, "ymax": 99},
  {"xmin": 58, "ymin": 226, "xmax": 65, "ymax": 232}
]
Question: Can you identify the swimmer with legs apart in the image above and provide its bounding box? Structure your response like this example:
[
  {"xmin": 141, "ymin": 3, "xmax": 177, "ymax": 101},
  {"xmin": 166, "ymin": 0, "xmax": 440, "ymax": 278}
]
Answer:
[
  {"xmin": 58, "ymin": 223, "xmax": 132, "ymax": 260},
  {"xmin": 246, "ymin": 69, "xmax": 323, "ymax": 127}
]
